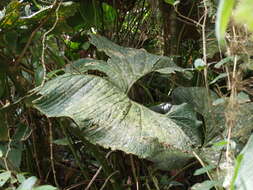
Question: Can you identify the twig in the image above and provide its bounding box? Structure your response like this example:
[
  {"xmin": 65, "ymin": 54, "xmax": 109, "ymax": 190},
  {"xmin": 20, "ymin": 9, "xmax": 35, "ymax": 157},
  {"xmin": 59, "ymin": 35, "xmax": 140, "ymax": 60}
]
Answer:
[
  {"xmin": 99, "ymin": 171, "xmax": 120, "ymax": 190},
  {"xmin": 174, "ymin": 5, "xmax": 202, "ymax": 28},
  {"xmin": 60, "ymin": 124, "xmax": 89, "ymax": 180},
  {"xmin": 28, "ymin": 111, "xmax": 43, "ymax": 178},
  {"xmin": 130, "ymin": 155, "xmax": 139, "ymax": 190},
  {"xmin": 85, "ymin": 166, "xmax": 103, "ymax": 190},
  {"xmin": 176, "ymin": 1, "xmax": 195, "ymax": 53},
  {"xmin": 48, "ymin": 118, "xmax": 59, "ymax": 187},
  {"xmin": 202, "ymin": 0, "xmax": 208, "ymax": 90},
  {"xmin": 14, "ymin": 2, "xmax": 59, "ymax": 66},
  {"xmin": 85, "ymin": 151, "xmax": 114, "ymax": 190},
  {"xmin": 40, "ymin": 0, "xmax": 61, "ymax": 87},
  {"xmin": 3, "ymin": 128, "xmax": 11, "ymax": 171},
  {"xmin": 193, "ymin": 151, "xmax": 219, "ymax": 190}
]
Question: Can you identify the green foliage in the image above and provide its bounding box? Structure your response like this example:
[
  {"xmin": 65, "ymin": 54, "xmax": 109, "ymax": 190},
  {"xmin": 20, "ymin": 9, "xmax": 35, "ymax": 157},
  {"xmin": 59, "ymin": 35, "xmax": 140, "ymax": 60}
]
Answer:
[
  {"xmin": 191, "ymin": 180, "xmax": 221, "ymax": 190},
  {"xmin": 17, "ymin": 176, "xmax": 37, "ymax": 190},
  {"xmin": 0, "ymin": 172, "xmax": 58, "ymax": 190},
  {"xmin": 233, "ymin": 134, "xmax": 253, "ymax": 189},
  {"xmin": 34, "ymin": 35, "xmax": 201, "ymax": 170},
  {"xmin": 164, "ymin": 0, "xmax": 176, "ymax": 5},
  {"xmin": 1, "ymin": 0, "xmax": 253, "ymax": 189},
  {"xmin": 78, "ymin": 0, "xmax": 117, "ymax": 30},
  {"xmin": 234, "ymin": 0, "xmax": 253, "ymax": 32},
  {"xmin": 0, "ymin": 171, "xmax": 11, "ymax": 187},
  {"xmin": 0, "ymin": 113, "xmax": 8, "ymax": 141},
  {"xmin": 215, "ymin": 0, "xmax": 235, "ymax": 45},
  {"xmin": 0, "ymin": 1, "xmax": 78, "ymax": 32}
]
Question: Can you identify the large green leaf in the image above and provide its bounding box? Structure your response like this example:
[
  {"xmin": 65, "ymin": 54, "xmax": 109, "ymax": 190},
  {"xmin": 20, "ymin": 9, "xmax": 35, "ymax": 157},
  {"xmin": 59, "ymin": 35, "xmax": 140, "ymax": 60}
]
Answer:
[
  {"xmin": 166, "ymin": 103, "xmax": 203, "ymax": 145},
  {"xmin": 34, "ymin": 74, "xmax": 201, "ymax": 169},
  {"xmin": 233, "ymin": 134, "xmax": 253, "ymax": 189},
  {"xmin": 33, "ymin": 35, "xmax": 201, "ymax": 169},
  {"xmin": 88, "ymin": 34, "xmax": 184, "ymax": 92},
  {"xmin": 171, "ymin": 87, "xmax": 253, "ymax": 144},
  {"xmin": 172, "ymin": 87, "xmax": 224, "ymax": 143}
]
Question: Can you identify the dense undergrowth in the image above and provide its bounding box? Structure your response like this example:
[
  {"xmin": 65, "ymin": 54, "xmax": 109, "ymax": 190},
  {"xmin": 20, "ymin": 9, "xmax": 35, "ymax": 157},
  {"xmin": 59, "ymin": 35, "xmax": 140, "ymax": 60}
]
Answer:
[{"xmin": 0, "ymin": 0, "xmax": 253, "ymax": 189}]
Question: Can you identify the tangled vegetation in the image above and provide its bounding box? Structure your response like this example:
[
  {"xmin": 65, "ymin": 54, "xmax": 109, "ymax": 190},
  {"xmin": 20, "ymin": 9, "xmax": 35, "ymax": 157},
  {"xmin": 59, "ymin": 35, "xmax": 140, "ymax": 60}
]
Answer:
[{"xmin": 0, "ymin": 0, "xmax": 253, "ymax": 189}]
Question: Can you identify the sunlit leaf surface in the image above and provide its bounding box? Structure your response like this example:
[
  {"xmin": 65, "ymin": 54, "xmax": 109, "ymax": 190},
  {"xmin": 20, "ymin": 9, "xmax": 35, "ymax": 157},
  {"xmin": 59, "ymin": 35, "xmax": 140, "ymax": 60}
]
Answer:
[
  {"xmin": 234, "ymin": 134, "xmax": 253, "ymax": 189},
  {"xmin": 215, "ymin": 0, "xmax": 235, "ymax": 45},
  {"xmin": 34, "ymin": 35, "xmax": 201, "ymax": 169}
]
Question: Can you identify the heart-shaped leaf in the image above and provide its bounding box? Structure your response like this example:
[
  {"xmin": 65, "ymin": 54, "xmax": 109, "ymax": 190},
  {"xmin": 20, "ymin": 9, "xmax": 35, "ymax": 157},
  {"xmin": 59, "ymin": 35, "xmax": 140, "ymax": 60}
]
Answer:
[
  {"xmin": 33, "ymin": 35, "xmax": 201, "ymax": 169},
  {"xmin": 34, "ymin": 74, "xmax": 201, "ymax": 169}
]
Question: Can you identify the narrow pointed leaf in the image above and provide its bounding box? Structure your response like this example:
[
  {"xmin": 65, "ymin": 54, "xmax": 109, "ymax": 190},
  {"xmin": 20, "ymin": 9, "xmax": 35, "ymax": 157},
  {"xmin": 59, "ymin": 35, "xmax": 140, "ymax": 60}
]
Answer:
[
  {"xmin": 234, "ymin": 134, "xmax": 253, "ymax": 189},
  {"xmin": 215, "ymin": 0, "xmax": 235, "ymax": 45}
]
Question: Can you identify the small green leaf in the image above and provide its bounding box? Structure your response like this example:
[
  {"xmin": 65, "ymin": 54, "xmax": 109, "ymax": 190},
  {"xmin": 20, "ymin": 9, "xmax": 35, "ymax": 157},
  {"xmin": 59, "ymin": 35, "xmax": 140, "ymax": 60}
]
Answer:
[
  {"xmin": 0, "ymin": 171, "xmax": 11, "ymax": 187},
  {"xmin": 194, "ymin": 165, "xmax": 216, "ymax": 176},
  {"xmin": 209, "ymin": 73, "xmax": 227, "ymax": 85},
  {"xmin": 231, "ymin": 154, "xmax": 243, "ymax": 190},
  {"xmin": 102, "ymin": 2, "xmax": 117, "ymax": 24},
  {"xmin": 191, "ymin": 180, "xmax": 220, "ymax": 190},
  {"xmin": 53, "ymin": 138, "xmax": 69, "ymax": 146},
  {"xmin": 13, "ymin": 124, "xmax": 31, "ymax": 141},
  {"xmin": 34, "ymin": 64, "xmax": 44, "ymax": 86},
  {"xmin": 194, "ymin": 58, "xmax": 206, "ymax": 71},
  {"xmin": 215, "ymin": 0, "xmax": 235, "ymax": 45},
  {"xmin": 69, "ymin": 41, "xmax": 80, "ymax": 50},
  {"xmin": 212, "ymin": 140, "xmax": 227, "ymax": 148},
  {"xmin": 164, "ymin": 0, "xmax": 176, "ymax": 5},
  {"xmin": 16, "ymin": 173, "xmax": 26, "ymax": 183},
  {"xmin": 81, "ymin": 42, "xmax": 90, "ymax": 50},
  {"xmin": 214, "ymin": 56, "xmax": 234, "ymax": 68},
  {"xmin": 33, "ymin": 185, "xmax": 58, "ymax": 190},
  {"xmin": 236, "ymin": 92, "xmax": 250, "ymax": 104},
  {"xmin": 17, "ymin": 176, "xmax": 37, "ymax": 190}
]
